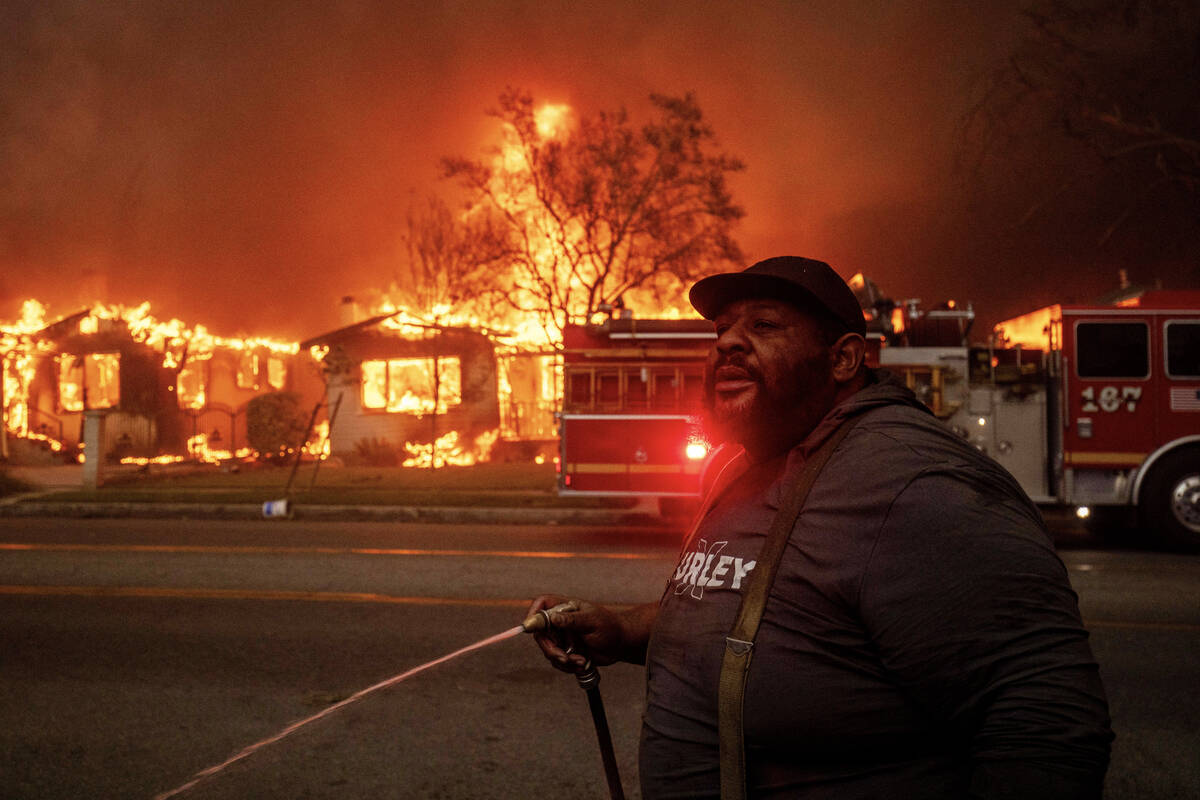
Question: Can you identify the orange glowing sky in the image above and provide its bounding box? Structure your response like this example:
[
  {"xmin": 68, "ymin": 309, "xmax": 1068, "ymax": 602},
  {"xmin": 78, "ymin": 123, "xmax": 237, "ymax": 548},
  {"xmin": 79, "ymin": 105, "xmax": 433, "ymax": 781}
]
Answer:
[{"xmin": 1, "ymin": 1, "xmax": 1195, "ymax": 338}]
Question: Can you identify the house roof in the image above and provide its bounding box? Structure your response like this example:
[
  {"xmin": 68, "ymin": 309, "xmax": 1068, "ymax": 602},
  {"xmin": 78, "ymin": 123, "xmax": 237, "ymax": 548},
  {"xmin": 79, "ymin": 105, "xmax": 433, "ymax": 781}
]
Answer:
[
  {"xmin": 298, "ymin": 312, "xmax": 407, "ymax": 349},
  {"xmin": 32, "ymin": 309, "xmax": 91, "ymax": 340},
  {"xmin": 299, "ymin": 312, "xmax": 501, "ymax": 351}
]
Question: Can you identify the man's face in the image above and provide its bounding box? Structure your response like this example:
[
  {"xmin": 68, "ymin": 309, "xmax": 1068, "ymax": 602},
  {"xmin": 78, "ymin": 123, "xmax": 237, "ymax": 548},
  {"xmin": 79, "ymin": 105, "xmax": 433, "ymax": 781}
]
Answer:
[{"xmin": 703, "ymin": 298, "xmax": 836, "ymax": 455}]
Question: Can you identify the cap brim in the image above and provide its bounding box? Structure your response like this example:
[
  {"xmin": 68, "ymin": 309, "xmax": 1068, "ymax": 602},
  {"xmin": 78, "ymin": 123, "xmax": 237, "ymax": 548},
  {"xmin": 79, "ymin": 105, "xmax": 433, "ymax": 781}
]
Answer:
[{"xmin": 689, "ymin": 273, "xmax": 824, "ymax": 321}]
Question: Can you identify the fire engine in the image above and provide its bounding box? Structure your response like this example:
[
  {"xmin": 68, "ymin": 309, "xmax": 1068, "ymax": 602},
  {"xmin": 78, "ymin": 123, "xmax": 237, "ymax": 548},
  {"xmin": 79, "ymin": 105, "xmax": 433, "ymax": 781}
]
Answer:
[
  {"xmin": 557, "ymin": 288, "xmax": 1200, "ymax": 551},
  {"xmin": 980, "ymin": 290, "xmax": 1200, "ymax": 550},
  {"xmin": 557, "ymin": 313, "xmax": 712, "ymax": 511}
]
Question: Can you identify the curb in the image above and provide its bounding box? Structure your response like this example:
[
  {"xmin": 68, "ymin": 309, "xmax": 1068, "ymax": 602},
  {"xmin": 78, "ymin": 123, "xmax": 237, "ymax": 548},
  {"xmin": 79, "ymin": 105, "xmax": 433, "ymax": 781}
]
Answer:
[{"xmin": 0, "ymin": 500, "xmax": 674, "ymax": 527}]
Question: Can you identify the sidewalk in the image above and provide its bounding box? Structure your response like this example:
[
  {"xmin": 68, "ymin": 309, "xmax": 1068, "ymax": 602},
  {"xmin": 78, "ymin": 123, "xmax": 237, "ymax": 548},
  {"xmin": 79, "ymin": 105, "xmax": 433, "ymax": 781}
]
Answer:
[
  {"xmin": 0, "ymin": 498, "xmax": 670, "ymax": 525},
  {"xmin": 0, "ymin": 464, "xmax": 673, "ymax": 526}
]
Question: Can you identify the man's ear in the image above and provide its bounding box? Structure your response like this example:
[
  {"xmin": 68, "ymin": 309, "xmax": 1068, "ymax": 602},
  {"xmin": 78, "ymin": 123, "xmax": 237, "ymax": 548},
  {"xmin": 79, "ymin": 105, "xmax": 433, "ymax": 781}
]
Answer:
[{"xmin": 830, "ymin": 333, "xmax": 866, "ymax": 383}]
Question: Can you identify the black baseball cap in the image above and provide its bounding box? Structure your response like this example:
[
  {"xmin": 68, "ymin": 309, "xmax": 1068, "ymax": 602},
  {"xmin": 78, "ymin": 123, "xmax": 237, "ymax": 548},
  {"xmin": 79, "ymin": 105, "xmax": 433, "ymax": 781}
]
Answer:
[{"xmin": 689, "ymin": 256, "xmax": 866, "ymax": 337}]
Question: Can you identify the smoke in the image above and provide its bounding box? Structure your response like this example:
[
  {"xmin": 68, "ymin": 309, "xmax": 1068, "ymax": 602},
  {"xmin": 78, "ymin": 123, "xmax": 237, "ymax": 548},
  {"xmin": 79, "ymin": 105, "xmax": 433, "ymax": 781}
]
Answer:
[{"xmin": 0, "ymin": 1, "xmax": 1193, "ymax": 339}]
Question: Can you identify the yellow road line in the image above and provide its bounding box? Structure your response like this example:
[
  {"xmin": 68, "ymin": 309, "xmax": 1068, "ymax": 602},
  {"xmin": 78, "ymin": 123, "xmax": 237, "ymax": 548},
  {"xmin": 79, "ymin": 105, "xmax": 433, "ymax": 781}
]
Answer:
[
  {"xmin": 0, "ymin": 543, "xmax": 667, "ymax": 560},
  {"xmin": 0, "ymin": 584, "xmax": 531, "ymax": 606}
]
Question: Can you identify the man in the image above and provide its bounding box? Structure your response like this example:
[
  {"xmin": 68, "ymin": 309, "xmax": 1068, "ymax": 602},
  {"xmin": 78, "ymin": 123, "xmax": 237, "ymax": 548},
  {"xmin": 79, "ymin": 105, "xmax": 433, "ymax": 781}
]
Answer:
[{"xmin": 529, "ymin": 256, "xmax": 1112, "ymax": 798}]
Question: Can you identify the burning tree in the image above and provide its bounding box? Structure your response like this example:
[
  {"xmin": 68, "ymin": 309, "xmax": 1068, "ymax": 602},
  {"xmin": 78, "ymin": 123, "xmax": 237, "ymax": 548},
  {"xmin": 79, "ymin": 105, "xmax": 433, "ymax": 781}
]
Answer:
[
  {"xmin": 396, "ymin": 194, "xmax": 511, "ymax": 325},
  {"xmin": 392, "ymin": 195, "xmax": 510, "ymax": 467},
  {"xmin": 442, "ymin": 89, "xmax": 745, "ymax": 342}
]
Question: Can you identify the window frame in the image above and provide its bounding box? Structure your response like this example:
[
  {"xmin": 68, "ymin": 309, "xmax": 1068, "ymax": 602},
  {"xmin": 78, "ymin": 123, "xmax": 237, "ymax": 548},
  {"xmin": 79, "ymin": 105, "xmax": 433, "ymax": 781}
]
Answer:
[
  {"xmin": 359, "ymin": 356, "xmax": 463, "ymax": 414},
  {"xmin": 59, "ymin": 352, "xmax": 122, "ymax": 412},
  {"xmin": 561, "ymin": 362, "xmax": 706, "ymax": 413}
]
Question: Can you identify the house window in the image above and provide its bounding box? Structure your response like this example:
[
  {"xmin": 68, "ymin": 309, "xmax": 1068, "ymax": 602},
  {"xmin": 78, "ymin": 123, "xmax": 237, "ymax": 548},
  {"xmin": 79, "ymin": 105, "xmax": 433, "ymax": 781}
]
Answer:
[
  {"xmin": 267, "ymin": 356, "xmax": 287, "ymax": 390},
  {"xmin": 59, "ymin": 353, "xmax": 121, "ymax": 411},
  {"xmin": 1076, "ymin": 322, "xmax": 1149, "ymax": 379},
  {"xmin": 237, "ymin": 351, "xmax": 259, "ymax": 389},
  {"xmin": 361, "ymin": 357, "xmax": 462, "ymax": 414},
  {"xmin": 177, "ymin": 361, "xmax": 207, "ymax": 409},
  {"xmin": 1166, "ymin": 322, "xmax": 1200, "ymax": 378}
]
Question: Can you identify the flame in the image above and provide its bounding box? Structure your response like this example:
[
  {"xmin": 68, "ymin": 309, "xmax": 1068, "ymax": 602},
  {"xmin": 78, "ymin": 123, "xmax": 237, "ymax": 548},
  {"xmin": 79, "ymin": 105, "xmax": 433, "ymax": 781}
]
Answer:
[
  {"xmin": 58, "ymin": 353, "xmax": 121, "ymax": 411},
  {"xmin": 79, "ymin": 301, "xmax": 298, "ymax": 364},
  {"xmin": 177, "ymin": 359, "xmax": 208, "ymax": 409},
  {"xmin": 994, "ymin": 305, "xmax": 1061, "ymax": 350},
  {"xmin": 117, "ymin": 419, "xmax": 330, "ymax": 467},
  {"xmin": 118, "ymin": 432, "xmax": 256, "ymax": 466},
  {"xmin": 361, "ymin": 357, "xmax": 462, "ymax": 414},
  {"xmin": 402, "ymin": 429, "xmax": 498, "ymax": 468},
  {"xmin": 1, "ymin": 300, "xmax": 53, "ymax": 443},
  {"xmin": 21, "ymin": 431, "xmax": 64, "ymax": 453},
  {"xmin": 477, "ymin": 100, "xmax": 701, "ymax": 339},
  {"xmin": 306, "ymin": 419, "xmax": 331, "ymax": 458},
  {"xmin": 534, "ymin": 103, "xmax": 572, "ymax": 139}
]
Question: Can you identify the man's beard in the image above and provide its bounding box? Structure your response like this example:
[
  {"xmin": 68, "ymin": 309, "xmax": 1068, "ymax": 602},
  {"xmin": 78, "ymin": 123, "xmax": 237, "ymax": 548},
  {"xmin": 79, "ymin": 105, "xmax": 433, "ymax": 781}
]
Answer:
[{"xmin": 702, "ymin": 349, "xmax": 834, "ymax": 450}]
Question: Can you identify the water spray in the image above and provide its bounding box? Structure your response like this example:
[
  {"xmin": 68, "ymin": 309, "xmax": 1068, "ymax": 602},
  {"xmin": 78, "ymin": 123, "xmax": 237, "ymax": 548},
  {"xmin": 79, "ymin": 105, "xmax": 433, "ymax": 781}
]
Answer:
[
  {"xmin": 151, "ymin": 604, "xmax": 626, "ymax": 799},
  {"xmin": 522, "ymin": 601, "xmax": 626, "ymax": 800},
  {"xmin": 153, "ymin": 625, "xmax": 523, "ymax": 800}
]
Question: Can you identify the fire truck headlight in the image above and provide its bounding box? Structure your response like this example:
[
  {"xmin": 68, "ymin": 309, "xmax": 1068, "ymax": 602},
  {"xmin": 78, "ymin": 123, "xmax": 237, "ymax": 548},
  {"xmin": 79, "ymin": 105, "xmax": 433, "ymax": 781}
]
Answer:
[
  {"xmin": 1075, "ymin": 506, "xmax": 1091, "ymax": 520},
  {"xmin": 686, "ymin": 442, "xmax": 708, "ymax": 460}
]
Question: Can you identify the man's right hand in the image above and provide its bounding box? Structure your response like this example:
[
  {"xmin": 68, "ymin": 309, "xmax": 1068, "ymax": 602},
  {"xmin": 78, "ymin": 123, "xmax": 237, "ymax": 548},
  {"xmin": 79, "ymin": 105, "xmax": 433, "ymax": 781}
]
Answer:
[{"xmin": 525, "ymin": 595, "xmax": 656, "ymax": 673}]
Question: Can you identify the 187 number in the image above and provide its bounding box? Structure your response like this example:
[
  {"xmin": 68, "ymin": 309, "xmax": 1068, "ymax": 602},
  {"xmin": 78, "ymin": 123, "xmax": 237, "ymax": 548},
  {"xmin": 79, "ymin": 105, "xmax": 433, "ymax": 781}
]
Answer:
[{"xmin": 1081, "ymin": 385, "xmax": 1143, "ymax": 413}]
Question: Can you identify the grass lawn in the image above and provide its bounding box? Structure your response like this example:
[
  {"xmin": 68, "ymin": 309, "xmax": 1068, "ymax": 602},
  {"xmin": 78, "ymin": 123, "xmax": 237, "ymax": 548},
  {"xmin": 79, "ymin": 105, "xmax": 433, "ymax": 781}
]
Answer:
[
  {"xmin": 0, "ymin": 469, "xmax": 35, "ymax": 499},
  {"xmin": 31, "ymin": 461, "xmax": 637, "ymax": 508}
]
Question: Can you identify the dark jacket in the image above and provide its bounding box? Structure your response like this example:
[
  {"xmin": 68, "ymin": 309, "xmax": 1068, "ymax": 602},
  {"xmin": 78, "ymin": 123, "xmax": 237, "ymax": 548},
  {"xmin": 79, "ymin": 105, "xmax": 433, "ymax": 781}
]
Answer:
[{"xmin": 641, "ymin": 370, "xmax": 1113, "ymax": 799}]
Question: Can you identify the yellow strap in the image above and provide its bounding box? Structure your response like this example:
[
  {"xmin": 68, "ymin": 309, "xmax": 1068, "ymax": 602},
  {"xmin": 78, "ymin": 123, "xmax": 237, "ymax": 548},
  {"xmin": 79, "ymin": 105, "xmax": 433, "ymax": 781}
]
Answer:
[{"xmin": 717, "ymin": 417, "xmax": 860, "ymax": 800}]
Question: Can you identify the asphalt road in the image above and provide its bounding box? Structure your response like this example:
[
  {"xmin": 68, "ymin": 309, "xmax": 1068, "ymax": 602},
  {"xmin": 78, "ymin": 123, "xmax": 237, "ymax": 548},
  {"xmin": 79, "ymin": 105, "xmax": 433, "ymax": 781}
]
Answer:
[{"xmin": 0, "ymin": 517, "xmax": 1197, "ymax": 799}]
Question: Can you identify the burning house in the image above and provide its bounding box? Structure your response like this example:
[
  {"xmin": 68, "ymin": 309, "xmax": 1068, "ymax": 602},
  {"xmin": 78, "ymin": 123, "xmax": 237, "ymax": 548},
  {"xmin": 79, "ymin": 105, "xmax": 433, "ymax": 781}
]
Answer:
[
  {"xmin": 1, "ymin": 302, "xmax": 322, "ymax": 464},
  {"xmin": 3, "ymin": 291, "xmax": 562, "ymax": 470},
  {"xmin": 301, "ymin": 312, "xmax": 504, "ymax": 467}
]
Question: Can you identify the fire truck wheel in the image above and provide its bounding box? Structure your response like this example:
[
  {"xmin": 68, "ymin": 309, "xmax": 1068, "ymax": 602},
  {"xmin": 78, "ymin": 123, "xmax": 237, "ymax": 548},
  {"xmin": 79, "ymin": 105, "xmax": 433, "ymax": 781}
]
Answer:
[{"xmin": 1140, "ymin": 448, "xmax": 1200, "ymax": 552}]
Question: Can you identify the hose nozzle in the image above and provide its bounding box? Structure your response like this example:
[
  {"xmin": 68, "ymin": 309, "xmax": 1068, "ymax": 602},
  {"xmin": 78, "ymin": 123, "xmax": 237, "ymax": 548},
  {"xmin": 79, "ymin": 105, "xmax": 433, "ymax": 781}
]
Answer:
[{"xmin": 521, "ymin": 600, "xmax": 579, "ymax": 633}]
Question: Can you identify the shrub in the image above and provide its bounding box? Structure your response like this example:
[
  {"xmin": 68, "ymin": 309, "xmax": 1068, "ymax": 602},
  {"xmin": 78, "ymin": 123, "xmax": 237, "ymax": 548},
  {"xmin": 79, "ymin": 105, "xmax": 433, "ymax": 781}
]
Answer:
[{"xmin": 246, "ymin": 392, "xmax": 311, "ymax": 462}]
